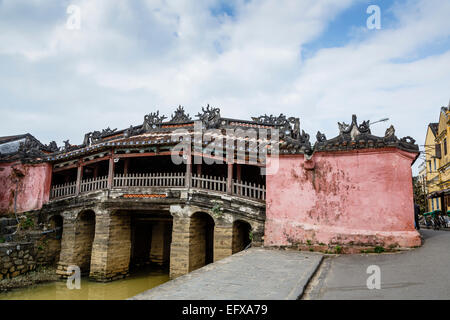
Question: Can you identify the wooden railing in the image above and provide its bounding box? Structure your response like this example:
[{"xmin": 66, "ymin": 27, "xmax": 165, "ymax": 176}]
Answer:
[
  {"xmin": 232, "ymin": 180, "xmax": 266, "ymax": 201},
  {"xmin": 80, "ymin": 176, "xmax": 108, "ymax": 193},
  {"xmin": 50, "ymin": 181, "xmax": 76, "ymax": 199},
  {"xmin": 50, "ymin": 172, "xmax": 265, "ymax": 202},
  {"xmin": 191, "ymin": 174, "xmax": 227, "ymax": 193},
  {"xmin": 113, "ymin": 172, "xmax": 185, "ymax": 188}
]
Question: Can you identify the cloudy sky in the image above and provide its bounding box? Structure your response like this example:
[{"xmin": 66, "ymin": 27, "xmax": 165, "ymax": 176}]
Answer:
[{"xmin": 0, "ymin": 0, "xmax": 449, "ymax": 172}]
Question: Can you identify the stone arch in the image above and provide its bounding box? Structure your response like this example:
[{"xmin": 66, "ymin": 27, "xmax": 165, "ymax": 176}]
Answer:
[
  {"xmin": 189, "ymin": 211, "xmax": 215, "ymax": 271},
  {"xmin": 75, "ymin": 209, "xmax": 96, "ymax": 274},
  {"xmin": 232, "ymin": 219, "xmax": 252, "ymax": 254},
  {"xmin": 47, "ymin": 214, "xmax": 63, "ymax": 239}
]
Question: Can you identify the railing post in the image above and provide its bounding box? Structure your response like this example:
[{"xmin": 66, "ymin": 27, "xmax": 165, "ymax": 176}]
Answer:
[
  {"xmin": 75, "ymin": 162, "xmax": 83, "ymax": 195},
  {"xmin": 227, "ymin": 163, "xmax": 233, "ymax": 195},
  {"xmin": 108, "ymin": 155, "xmax": 115, "ymax": 189}
]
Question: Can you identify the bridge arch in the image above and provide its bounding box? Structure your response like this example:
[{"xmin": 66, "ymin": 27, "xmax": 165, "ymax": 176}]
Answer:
[
  {"xmin": 232, "ymin": 219, "xmax": 252, "ymax": 254},
  {"xmin": 189, "ymin": 211, "xmax": 215, "ymax": 271},
  {"xmin": 76, "ymin": 209, "xmax": 96, "ymax": 274}
]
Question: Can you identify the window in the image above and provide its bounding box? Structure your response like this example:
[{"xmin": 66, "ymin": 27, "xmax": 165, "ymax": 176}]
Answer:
[
  {"xmin": 432, "ymin": 199, "xmax": 435, "ymax": 210},
  {"xmin": 428, "ymin": 160, "xmax": 432, "ymax": 172},
  {"xmin": 445, "ymin": 138, "xmax": 448, "ymax": 156},
  {"xmin": 434, "ymin": 159, "xmax": 437, "ymax": 171}
]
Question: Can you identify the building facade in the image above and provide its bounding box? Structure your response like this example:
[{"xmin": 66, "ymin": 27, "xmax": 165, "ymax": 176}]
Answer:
[
  {"xmin": 425, "ymin": 102, "xmax": 450, "ymax": 212},
  {"xmin": 0, "ymin": 106, "xmax": 421, "ymax": 281}
]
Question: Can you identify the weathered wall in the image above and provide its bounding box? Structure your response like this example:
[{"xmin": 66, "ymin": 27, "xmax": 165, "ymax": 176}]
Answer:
[
  {"xmin": 265, "ymin": 148, "xmax": 421, "ymax": 248},
  {"xmin": 0, "ymin": 162, "xmax": 52, "ymax": 216},
  {"xmin": 0, "ymin": 242, "xmax": 36, "ymax": 280}
]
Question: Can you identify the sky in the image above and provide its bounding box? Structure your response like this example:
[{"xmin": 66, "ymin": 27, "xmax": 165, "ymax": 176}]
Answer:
[{"xmin": 0, "ymin": 0, "xmax": 449, "ymax": 174}]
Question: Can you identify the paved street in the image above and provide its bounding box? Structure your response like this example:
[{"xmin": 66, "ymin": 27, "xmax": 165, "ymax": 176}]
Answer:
[
  {"xmin": 131, "ymin": 248, "xmax": 323, "ymax": 300},
  {"xmin": 305, "ymin": 229, "xmax": 450, "ymax": 300}
]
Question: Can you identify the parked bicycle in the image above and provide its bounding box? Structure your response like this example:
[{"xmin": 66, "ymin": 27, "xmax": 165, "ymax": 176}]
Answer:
[{"xmin": 423, "ymin": 210, "xmax": 449, "ymax": 230}]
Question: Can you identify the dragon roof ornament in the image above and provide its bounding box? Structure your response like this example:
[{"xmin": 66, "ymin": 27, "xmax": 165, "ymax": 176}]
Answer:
[
  {"xmin": 170, "ymin": 105, "xmax": 192, "ymax": 123},
  {"xmin": 196, "ymin": 105, "xmax": 221, "ymax": 129},
  {"xmin": 142, "ymin": 111, "xmax": 167, "ymax": 132},
  {"xmin": 315, "ymin": 114, "xmax": 419, "ymax": 153}
]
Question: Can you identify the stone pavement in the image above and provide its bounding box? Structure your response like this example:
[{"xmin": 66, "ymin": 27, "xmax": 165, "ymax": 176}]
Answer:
[
  {"xmin": 131, "ymin": 248, "xmax": 323, "ymax": 300},
  {"xmin": 304, "ymin": 229, "xmax": 450, "ymax": 300}
]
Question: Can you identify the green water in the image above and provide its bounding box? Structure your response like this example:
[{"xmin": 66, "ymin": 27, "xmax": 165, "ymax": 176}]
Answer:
[{"xmin": 0, "ymin": 269, "xmax": 169, "ymax": 300}]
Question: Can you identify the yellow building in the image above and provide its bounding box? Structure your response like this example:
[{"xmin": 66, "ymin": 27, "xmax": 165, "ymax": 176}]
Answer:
[{"xmin": 425, "ymin": 102, "xmax": 450, "ymax": 212}]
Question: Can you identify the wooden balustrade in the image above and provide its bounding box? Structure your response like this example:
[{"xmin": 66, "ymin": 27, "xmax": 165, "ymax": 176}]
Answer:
[
  {"xmin": 50, "ymin": 181, "xmax": 77, "ymax": 199},
  {"xmin": 50, "ymin": 172, "xmax": 265, "ymax": 201},
  {"xmin": 232, "ymin": 180, "xmax": 266, "ymax": 201},
  {"xmin": 80, "ymin": 176, "xmax": 108, "ymax": 193},
  {"xmin": 191, "ymin": 174, "xmax": 227, "ymax": 193},
  {"xmin": 113, "ymin": 172, "xmax": 185, "ymax": 188}
]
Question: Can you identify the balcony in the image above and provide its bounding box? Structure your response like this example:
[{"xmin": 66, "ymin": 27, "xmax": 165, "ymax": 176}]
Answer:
[{"xmin": 50, "ymin": 172, "xmax": 266, "ymax": 202}]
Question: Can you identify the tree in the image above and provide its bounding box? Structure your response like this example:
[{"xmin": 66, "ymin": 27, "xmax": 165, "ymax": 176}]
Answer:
[{"xmin": 413, "ymin": 176, "xmax": 427, "ymax": 214}]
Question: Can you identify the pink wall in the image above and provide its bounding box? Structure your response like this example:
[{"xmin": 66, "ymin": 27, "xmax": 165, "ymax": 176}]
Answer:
[
  {"xmin": 265, "ymin": 148, "xmax": 421, "ymax": 248},
  {"xmin": 0, "ymin": 162, "xmax": 52, "ymax": 216}
]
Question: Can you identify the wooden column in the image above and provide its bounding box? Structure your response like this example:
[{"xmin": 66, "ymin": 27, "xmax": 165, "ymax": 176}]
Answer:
[
  {"xmin": 123, "ymin": 158, "xmax": 129, "ymax": 175},
  {"xmin": 227, "ymin": 163, "xmax": 233, "ymax": 195},
  {"xmin": 75, "ymin": 163, "xmax": 83, "ymax": 195},
  {"xmin": 185, "ymin": 150, "xmax": 192, "ymax": 188},
  {"xmin": 236, "ymin": 164, "xmax": 241, "ymax": 195},
  {"xmin": 107, "ymin": 156, "xmax": 115, "ymax": 189}
]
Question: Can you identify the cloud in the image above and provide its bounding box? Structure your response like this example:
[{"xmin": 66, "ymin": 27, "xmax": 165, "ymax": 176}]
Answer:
[{"xmin": 0, "ymin": 0, "xmax": 448, "ymax": 175}]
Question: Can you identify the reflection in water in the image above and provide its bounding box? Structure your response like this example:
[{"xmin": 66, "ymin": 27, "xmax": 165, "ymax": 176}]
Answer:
[{"xmin": 0, "ymin": 268, "xmax": 169, "ymax": 300}]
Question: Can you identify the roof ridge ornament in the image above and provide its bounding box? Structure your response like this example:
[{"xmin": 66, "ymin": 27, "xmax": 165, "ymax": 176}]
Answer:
[
  {"xmin": 143, "ymin": 111, "xmax": 167, "ymax": 132},
  {"xmin": 170, "ymin": 105, "xmax": 192, "ymax": 123},
  {"xmin": 196, "ymin": 104, "xmax": 221, "ymax": 129},
  {"xmin": 315, "ymin": 114, "xmax": 419, "ymax": 153}
]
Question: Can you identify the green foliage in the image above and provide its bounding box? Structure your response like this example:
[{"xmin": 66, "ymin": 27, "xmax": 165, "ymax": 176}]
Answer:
[
  {"xmin": 413, "ymin": 176, "xmax": 427, "ymax": 213},
  {"xmin": 249, "ymin": 230, "xmax": 253, "ymax": 241},
  {"xmin": 20, "ymin": 217, "xmax": 34, "ymax": 230},
  {"xmin": 211, "ymin": 203, "xmax": 223, "ymax": 218},
  {"xmin": 0, "ymin": 237, "xmax": 5, "ymax": 244},
  {"xmin": 334, "ymin": 245, "xmax": 343, "ymax": 254},
  {"xmin": 374, "ymin": 246, "xmax": 385, "ymax": 253},
  {"xmin": 306, "ymin": 240, "xmax": 312, "ymax": 246}
]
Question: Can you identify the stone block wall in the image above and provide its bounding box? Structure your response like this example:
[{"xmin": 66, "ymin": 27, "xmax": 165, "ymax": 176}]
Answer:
[
  {"xmin": 214, "ymin": 225, "xmax": 233, "ymax": 261},
  {"xmin": 0, "ymin": 242, "xmax": 36, "ymax": 280},
  {"xmin": 188, "ymin": 214, "xmax": 207, "ymax": 272},
  {"xmin": 169, "ymin": 216, "xmax": 190, "ymax": 278},
  {"xmin": 90, "ymin": 213, "xmax": 131, "ymax": 281},
  {"xmin": 57, "ymin": 211, "xmax": 96, "ymax": 277}
]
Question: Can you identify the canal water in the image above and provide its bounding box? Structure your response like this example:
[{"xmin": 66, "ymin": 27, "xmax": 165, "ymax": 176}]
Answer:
[{"xmin": 0, "ymin": 268, "xmax": 169, "ymax": 300}]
